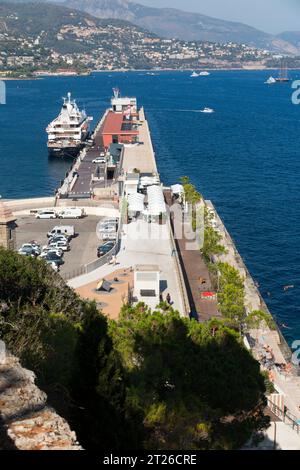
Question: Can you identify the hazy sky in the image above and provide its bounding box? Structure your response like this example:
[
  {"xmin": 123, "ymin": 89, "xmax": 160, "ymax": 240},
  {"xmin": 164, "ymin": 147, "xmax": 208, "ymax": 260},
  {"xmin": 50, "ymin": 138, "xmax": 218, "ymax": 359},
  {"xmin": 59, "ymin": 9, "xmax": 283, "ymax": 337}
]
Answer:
[{"xmin": 138, "ymin": 0, "xmax": 300, "ymax": 34}]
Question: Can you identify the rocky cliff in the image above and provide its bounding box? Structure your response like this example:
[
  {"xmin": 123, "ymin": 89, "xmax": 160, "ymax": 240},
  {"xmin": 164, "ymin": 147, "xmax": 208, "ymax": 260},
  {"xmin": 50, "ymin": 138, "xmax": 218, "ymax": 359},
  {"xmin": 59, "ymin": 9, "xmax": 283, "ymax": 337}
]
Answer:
[{"xmin": 0, "ymin": 343, "xmax": 81, "ymax": 450}]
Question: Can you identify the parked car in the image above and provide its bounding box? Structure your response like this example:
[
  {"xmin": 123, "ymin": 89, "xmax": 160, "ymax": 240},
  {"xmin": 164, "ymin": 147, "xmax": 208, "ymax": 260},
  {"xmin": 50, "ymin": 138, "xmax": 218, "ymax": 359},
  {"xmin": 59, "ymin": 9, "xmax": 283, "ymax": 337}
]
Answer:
[
  {"xmin": 100, "ymin": 218, "xmax": 118, "ymax": 227},
  {"xmin": 47, "ymin": 226, "xmax": 75, "ymax": 239},
  {"xmin": 45, "ymin": 260, "xmax": 59, "ymax": 272},
  {"xmin": 18, "ymin": 246, "xmax": 39, "ymax": 257},
  {"xmin": 36, "ymin": 210, "xmax": 57, "ymax": 219},
  {"xmin": 41, "ymin": 247, "xmax": 63, "ymax": 258},
  {"xmin": 57, "ymin": 207, "xmax": 85, "ymax": 219},
  {"xmin": 102, "ymin": 232, "xmax": 117, "ymax": 241},
  {"xmin": 99, "ymin": 224, "xmax": 117, "ymax": 234},
  {"xmin": 20, "ymin": 243, "xmax": 41, "ymax": 255},
  {"xmin": 48, "ymin": 234, "xmax": 70, "ymax": 244},
  {"xmin": 45, "ymin": 253, "xmax": 64, "ymax": 266},
  {"xmin": 97, "ymin": 241, "xmax": 115, "ymax": 258},
  {"xmin": 92, "ymin": 157, "xmax": 106, "ymax": 164},
  {"xmin": 49, "ymin": 241, "xmax": 70, "ymax": 252}
]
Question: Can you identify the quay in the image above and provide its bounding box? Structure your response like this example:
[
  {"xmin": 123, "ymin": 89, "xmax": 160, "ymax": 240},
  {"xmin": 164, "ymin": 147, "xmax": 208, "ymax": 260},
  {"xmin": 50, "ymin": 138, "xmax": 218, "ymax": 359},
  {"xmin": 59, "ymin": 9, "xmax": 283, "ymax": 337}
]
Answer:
[{"xmin": 2, "ymin": 87, "xmax": 300, "ymax": 448}]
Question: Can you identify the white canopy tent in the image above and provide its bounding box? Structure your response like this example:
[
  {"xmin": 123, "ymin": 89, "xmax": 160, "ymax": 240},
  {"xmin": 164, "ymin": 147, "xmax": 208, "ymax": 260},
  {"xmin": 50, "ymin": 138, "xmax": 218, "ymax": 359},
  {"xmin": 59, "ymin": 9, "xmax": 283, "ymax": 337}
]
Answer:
[
  {"xmin": 171, "ymin": 184, "xmax": 184, "ymax": 195},
  {"xmin": 139, "ymin": 176, "xmax": 160, "ymax": 189},
  {"xmin": 127, "ymin": 192, "xmax": 145, "ymax": 213},
  {"xmin": 147, "ymin": 185, "xmax": 166, "ymax": 216}
]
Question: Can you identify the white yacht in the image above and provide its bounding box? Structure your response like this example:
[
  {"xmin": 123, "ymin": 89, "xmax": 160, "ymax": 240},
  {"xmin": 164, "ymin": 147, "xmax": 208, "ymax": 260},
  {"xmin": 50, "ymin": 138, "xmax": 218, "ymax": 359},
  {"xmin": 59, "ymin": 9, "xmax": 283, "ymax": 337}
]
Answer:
[
  {"xmin": 200, "ymin": 107, "xmax": 215, "ymax": 113},
  {"xmin": 265, "ymin": 76, "xmax": 276, "ymax": 85},
  {"xmin": 199, "ymin": 71, "xmax": 210, "ymax": 76},
  {"xmin": 190, "ymin": 71, "xmax": 199, "ymax": 77},
  {"xmin": 46, "ymin": 92, "xmax": 93, "ymax": 157}
]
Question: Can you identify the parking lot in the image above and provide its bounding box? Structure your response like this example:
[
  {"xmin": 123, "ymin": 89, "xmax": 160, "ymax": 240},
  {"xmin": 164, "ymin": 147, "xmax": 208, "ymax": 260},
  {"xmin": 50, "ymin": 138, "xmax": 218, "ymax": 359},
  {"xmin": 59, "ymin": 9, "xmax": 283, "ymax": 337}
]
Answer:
[{"xmin": 16, "ymin": 215, "xmax": 103, "ymax": 276}]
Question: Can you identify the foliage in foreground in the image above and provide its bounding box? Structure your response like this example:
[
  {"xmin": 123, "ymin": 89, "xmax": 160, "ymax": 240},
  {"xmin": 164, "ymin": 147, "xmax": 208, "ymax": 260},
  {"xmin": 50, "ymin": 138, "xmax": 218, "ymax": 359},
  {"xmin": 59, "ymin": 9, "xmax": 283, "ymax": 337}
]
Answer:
[
  {"xmin": 0, "ymin": 248, "xmax": 269, "ymax": 450},
  {"xmin": 109, "ymin": 303, "xmax": 269, "ymax": 449}
]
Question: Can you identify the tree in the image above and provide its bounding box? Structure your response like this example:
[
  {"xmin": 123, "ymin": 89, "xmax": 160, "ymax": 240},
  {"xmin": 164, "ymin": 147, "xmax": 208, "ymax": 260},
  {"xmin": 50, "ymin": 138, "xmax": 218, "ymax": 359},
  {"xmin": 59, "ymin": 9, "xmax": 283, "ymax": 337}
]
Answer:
[
  {"xmin": 245, "ymin": 310, "xmax": 276, "ymax": 331},
  {"xmin": 109, "ymin": 304, "xmax": 269, "ymax": 450},
  {"xmin": 202, "ymin": 227, "xmax": 226, "ymax": 262},
  {"xmin": 70, "ymin": 303, "xmax": 135, "ymax": 450},
  {"xmin": 179, "ymin": 176, "xmax": 202, "ymax": 204}
]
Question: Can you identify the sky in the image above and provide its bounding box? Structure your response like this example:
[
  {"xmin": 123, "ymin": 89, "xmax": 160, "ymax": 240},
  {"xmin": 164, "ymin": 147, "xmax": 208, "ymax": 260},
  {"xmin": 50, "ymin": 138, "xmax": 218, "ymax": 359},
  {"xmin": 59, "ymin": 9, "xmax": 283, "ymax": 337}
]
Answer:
[{"xmin": 137, "ymin": 0, "xmax": 300, "ymax": 34}]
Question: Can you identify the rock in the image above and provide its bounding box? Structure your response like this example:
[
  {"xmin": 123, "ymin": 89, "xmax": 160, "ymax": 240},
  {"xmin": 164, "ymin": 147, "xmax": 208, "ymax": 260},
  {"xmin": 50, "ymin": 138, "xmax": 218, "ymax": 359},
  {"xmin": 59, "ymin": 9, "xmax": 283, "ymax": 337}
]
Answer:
[{"xmin": 0, "ymin": 347, "xmax": 82, "ymax": 450}]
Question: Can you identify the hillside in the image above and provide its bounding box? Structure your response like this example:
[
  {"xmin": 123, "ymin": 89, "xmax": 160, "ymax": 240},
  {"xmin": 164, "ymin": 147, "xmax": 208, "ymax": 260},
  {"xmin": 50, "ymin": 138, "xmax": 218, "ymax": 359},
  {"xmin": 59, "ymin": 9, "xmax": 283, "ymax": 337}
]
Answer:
[
  {"xmin": 0, "ymin": 2, "xmax": 282, "ymax": 76},
  {"xmin": 59, "ymin": 0, "xmax": 300, "ymax": 55},
  {"xmin": 278, "ymin": 31, "xmax": 300, "ymax": 50}
]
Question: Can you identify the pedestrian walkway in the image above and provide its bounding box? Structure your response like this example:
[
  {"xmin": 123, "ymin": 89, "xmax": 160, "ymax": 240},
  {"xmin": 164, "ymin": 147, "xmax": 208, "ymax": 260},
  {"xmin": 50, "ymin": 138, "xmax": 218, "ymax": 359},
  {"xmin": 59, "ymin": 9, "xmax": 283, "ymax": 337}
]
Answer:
[{"xmin": 165, "ymin": 191, "xmax": 220, "ymax": 321}]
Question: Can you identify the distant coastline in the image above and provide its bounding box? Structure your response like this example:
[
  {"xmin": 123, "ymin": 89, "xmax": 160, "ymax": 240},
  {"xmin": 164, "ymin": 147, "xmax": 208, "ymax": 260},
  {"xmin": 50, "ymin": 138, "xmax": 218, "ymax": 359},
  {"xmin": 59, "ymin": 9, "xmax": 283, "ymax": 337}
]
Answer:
[{"xmin": 2, "ymin": 66, "xmax": 300, "ymax": 80}]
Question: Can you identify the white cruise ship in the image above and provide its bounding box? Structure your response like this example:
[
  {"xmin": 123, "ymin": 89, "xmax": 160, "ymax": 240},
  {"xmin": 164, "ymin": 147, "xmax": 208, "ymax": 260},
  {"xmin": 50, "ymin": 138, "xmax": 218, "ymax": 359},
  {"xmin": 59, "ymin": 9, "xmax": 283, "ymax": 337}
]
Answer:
[{"xmin": 46, "ymin": 92, "xmax": 92, "ymax": 157}]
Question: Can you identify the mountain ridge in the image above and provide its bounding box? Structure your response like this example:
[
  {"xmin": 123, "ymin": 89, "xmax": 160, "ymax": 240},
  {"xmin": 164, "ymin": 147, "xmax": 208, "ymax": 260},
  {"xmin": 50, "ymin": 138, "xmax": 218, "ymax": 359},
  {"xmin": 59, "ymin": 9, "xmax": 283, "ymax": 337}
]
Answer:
[
  {"xmin": 1, "ymin": 0, "xmax": 300, "ymax": 54},
  {"xmin": 57, "ymin": 0, "xmax": 300, "ymax": 54}
]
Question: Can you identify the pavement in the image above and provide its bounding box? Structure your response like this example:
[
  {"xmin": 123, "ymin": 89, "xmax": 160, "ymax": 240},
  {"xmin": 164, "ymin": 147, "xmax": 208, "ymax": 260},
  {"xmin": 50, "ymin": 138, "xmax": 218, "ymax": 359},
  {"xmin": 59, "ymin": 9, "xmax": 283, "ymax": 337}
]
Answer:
[
  {"xmin": 122, "ymin": 108, "xmax": 158, "ymax": 174},
  {"xmin": 69, "ymin": 218, "xmax": 185, "ymax": 315},
  {"xmin": 243, "ymin": 422, "xmax": 300, "ymax": 450},
  {"xmin": 16, "ymin": 215, "xmax": 103, "ymax": 277},
  {"xmin": 75, "ymin": 267, "xmax": 133, "ymax": 320}
]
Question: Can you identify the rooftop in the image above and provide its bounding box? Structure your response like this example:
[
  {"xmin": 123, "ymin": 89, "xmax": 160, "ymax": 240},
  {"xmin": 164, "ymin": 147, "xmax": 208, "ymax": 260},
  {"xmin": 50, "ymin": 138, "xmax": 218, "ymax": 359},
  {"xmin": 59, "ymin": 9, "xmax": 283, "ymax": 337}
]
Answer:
[{"xmin": 102, "ymin": 111, "xmax": 139, "ymax": 136}]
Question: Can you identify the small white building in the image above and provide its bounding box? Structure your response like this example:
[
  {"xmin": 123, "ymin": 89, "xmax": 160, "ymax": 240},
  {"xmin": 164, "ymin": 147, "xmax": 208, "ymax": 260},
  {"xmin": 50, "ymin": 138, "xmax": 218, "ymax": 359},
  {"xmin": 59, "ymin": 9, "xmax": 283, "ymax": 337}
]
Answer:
[
  {"xmin": 134, "ymin": 264, "xmax": 160, "ymax": 310},
  {"xmin": 124, "ymin": 172, "xmax": 140, "ymax": 195},
  {"xmin": 111, "ymin": 88, "xmax": 137, "ymax": 113}
]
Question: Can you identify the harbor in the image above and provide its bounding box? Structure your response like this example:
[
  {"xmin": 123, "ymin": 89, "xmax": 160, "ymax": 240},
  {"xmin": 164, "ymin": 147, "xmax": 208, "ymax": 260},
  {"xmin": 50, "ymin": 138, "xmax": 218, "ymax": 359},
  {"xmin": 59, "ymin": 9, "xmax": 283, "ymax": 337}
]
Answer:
[{"xmin": 2, "ymin": 83, "xmax": 300, "ymax": 448}]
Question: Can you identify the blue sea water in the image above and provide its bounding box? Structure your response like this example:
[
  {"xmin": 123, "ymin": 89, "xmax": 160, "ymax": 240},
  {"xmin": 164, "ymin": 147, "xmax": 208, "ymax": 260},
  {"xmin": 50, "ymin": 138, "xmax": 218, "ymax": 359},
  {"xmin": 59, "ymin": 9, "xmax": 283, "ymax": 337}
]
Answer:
[{"xmin": 1, "ymin": 70, "xmax": 300, "ymax": 345}]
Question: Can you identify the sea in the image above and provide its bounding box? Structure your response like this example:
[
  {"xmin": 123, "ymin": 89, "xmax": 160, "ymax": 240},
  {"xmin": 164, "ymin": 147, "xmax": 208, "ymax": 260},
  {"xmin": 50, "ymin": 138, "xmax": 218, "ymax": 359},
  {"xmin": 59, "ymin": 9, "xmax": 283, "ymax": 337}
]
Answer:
[{"xmin": 1, "ymin": 70, "xmax": 300, "ymax": 346}]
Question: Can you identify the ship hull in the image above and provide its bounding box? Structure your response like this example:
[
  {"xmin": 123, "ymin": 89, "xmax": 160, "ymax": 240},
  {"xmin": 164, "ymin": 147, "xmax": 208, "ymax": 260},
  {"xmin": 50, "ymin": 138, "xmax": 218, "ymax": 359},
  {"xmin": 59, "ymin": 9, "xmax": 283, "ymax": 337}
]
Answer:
[
  {"xmin": 48, "ymin": 145, "xmax": 83, "ymax": 159},
  {"xmin": 48, "ymin": 132, "xmax": 90, "ymax": 158}
]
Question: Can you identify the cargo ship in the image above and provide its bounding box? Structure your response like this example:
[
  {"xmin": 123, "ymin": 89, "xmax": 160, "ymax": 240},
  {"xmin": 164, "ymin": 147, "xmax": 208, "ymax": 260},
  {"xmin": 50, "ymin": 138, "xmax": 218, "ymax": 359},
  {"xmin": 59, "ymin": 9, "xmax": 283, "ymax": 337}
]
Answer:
[{"xmin": 46, "ymin": 92, "xmax": 92, "ymax": 158}]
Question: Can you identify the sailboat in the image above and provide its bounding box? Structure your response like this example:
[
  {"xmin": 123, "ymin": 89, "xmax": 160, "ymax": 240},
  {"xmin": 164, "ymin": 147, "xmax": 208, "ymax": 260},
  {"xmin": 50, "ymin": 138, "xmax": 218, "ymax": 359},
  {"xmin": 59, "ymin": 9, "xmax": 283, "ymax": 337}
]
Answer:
[
  {"xmin": 275, "ymin": 60, "xmax": 290, "ymax": 83},
  {"xmin": 265, "ymin": 76, "xmax": 276, "ymax": 85}
]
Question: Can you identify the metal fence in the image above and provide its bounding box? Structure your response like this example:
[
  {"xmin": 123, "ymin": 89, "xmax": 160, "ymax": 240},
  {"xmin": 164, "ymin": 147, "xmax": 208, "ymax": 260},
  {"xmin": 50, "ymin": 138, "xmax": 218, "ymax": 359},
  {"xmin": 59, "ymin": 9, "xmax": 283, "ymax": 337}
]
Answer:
[{"xmin": 267, "ymin": 397, "xmax": 300, "ymax": 434}]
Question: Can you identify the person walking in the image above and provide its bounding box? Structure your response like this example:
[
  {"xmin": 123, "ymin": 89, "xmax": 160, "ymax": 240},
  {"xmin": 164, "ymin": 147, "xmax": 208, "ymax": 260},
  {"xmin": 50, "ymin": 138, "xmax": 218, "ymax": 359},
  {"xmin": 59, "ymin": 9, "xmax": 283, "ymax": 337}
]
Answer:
[{"xmin": 166, "ymin": 293, "xmax": 171, "ymax": 305}]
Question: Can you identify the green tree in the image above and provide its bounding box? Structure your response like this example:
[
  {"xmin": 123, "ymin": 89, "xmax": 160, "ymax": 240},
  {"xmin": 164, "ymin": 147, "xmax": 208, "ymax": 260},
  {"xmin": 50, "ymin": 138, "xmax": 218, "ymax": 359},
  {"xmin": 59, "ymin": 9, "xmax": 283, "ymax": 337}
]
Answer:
[
  {"xmin": 202, "ymin": 227, "xmax": 226, "ymax": 262},
  {"xmin": 109, "ymin": 304, "xmax": 268, "ymax": 450}
]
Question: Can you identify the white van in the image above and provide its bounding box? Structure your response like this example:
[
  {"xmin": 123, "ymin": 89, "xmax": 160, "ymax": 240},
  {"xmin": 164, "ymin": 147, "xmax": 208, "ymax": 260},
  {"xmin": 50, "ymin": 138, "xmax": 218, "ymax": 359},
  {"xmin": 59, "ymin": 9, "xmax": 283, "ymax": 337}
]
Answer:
[
  {"xmin": 36, "ymin": 210, "xmax": 57, "ymax": 219},
  {"xmin": 47, "ymin": 226, "xmax": 75, "ymax": 238},
  {"xmin": 58, "ymin": 208, "xmax": 85, "ymax": 219}
]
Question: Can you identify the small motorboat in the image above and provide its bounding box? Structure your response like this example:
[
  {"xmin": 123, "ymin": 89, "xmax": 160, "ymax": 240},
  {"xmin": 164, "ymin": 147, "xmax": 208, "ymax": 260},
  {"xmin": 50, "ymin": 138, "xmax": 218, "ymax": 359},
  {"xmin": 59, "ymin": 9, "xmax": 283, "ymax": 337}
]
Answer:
[
  {"xmin": 199, "ymin": 71, "xmax": 210, "ymax": 76},
  {"xmin": 190, "ymin": 71, "xmax": 199, "ymax": 77},
  {"xmin": 200, "ymin": 107, "xmax": 215, "ymax": 113}
]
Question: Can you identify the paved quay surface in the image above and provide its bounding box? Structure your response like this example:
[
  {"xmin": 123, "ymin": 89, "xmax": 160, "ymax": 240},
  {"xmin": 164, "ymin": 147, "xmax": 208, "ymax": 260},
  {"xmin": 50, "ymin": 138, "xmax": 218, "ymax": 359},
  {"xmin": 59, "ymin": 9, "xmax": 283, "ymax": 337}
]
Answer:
[
  {"xmin": 69, "ymin": 218, "xmax": 185, "ymax": 315},
  {"xmin": 68, "ymin": 113, "xmax": 108, "ymax": 197},
  {"xmin": 16, "ymin": 215, "xmax": 102, "ymax": 276},
  {"xmin": 122, "ymin": 108, "xmax": 158, "ymax": 174}
]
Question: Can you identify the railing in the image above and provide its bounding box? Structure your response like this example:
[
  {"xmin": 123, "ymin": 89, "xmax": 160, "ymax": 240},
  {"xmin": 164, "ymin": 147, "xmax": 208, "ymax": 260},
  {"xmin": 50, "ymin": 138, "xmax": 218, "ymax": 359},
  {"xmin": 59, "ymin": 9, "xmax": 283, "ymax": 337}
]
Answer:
[
  {"xmin": 267, "ymin": 398, "xmax": 300, "ymax": 434},
  {"xmin": 166, "ymin": 215, "xmax": 191, "ymax": 318}
]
